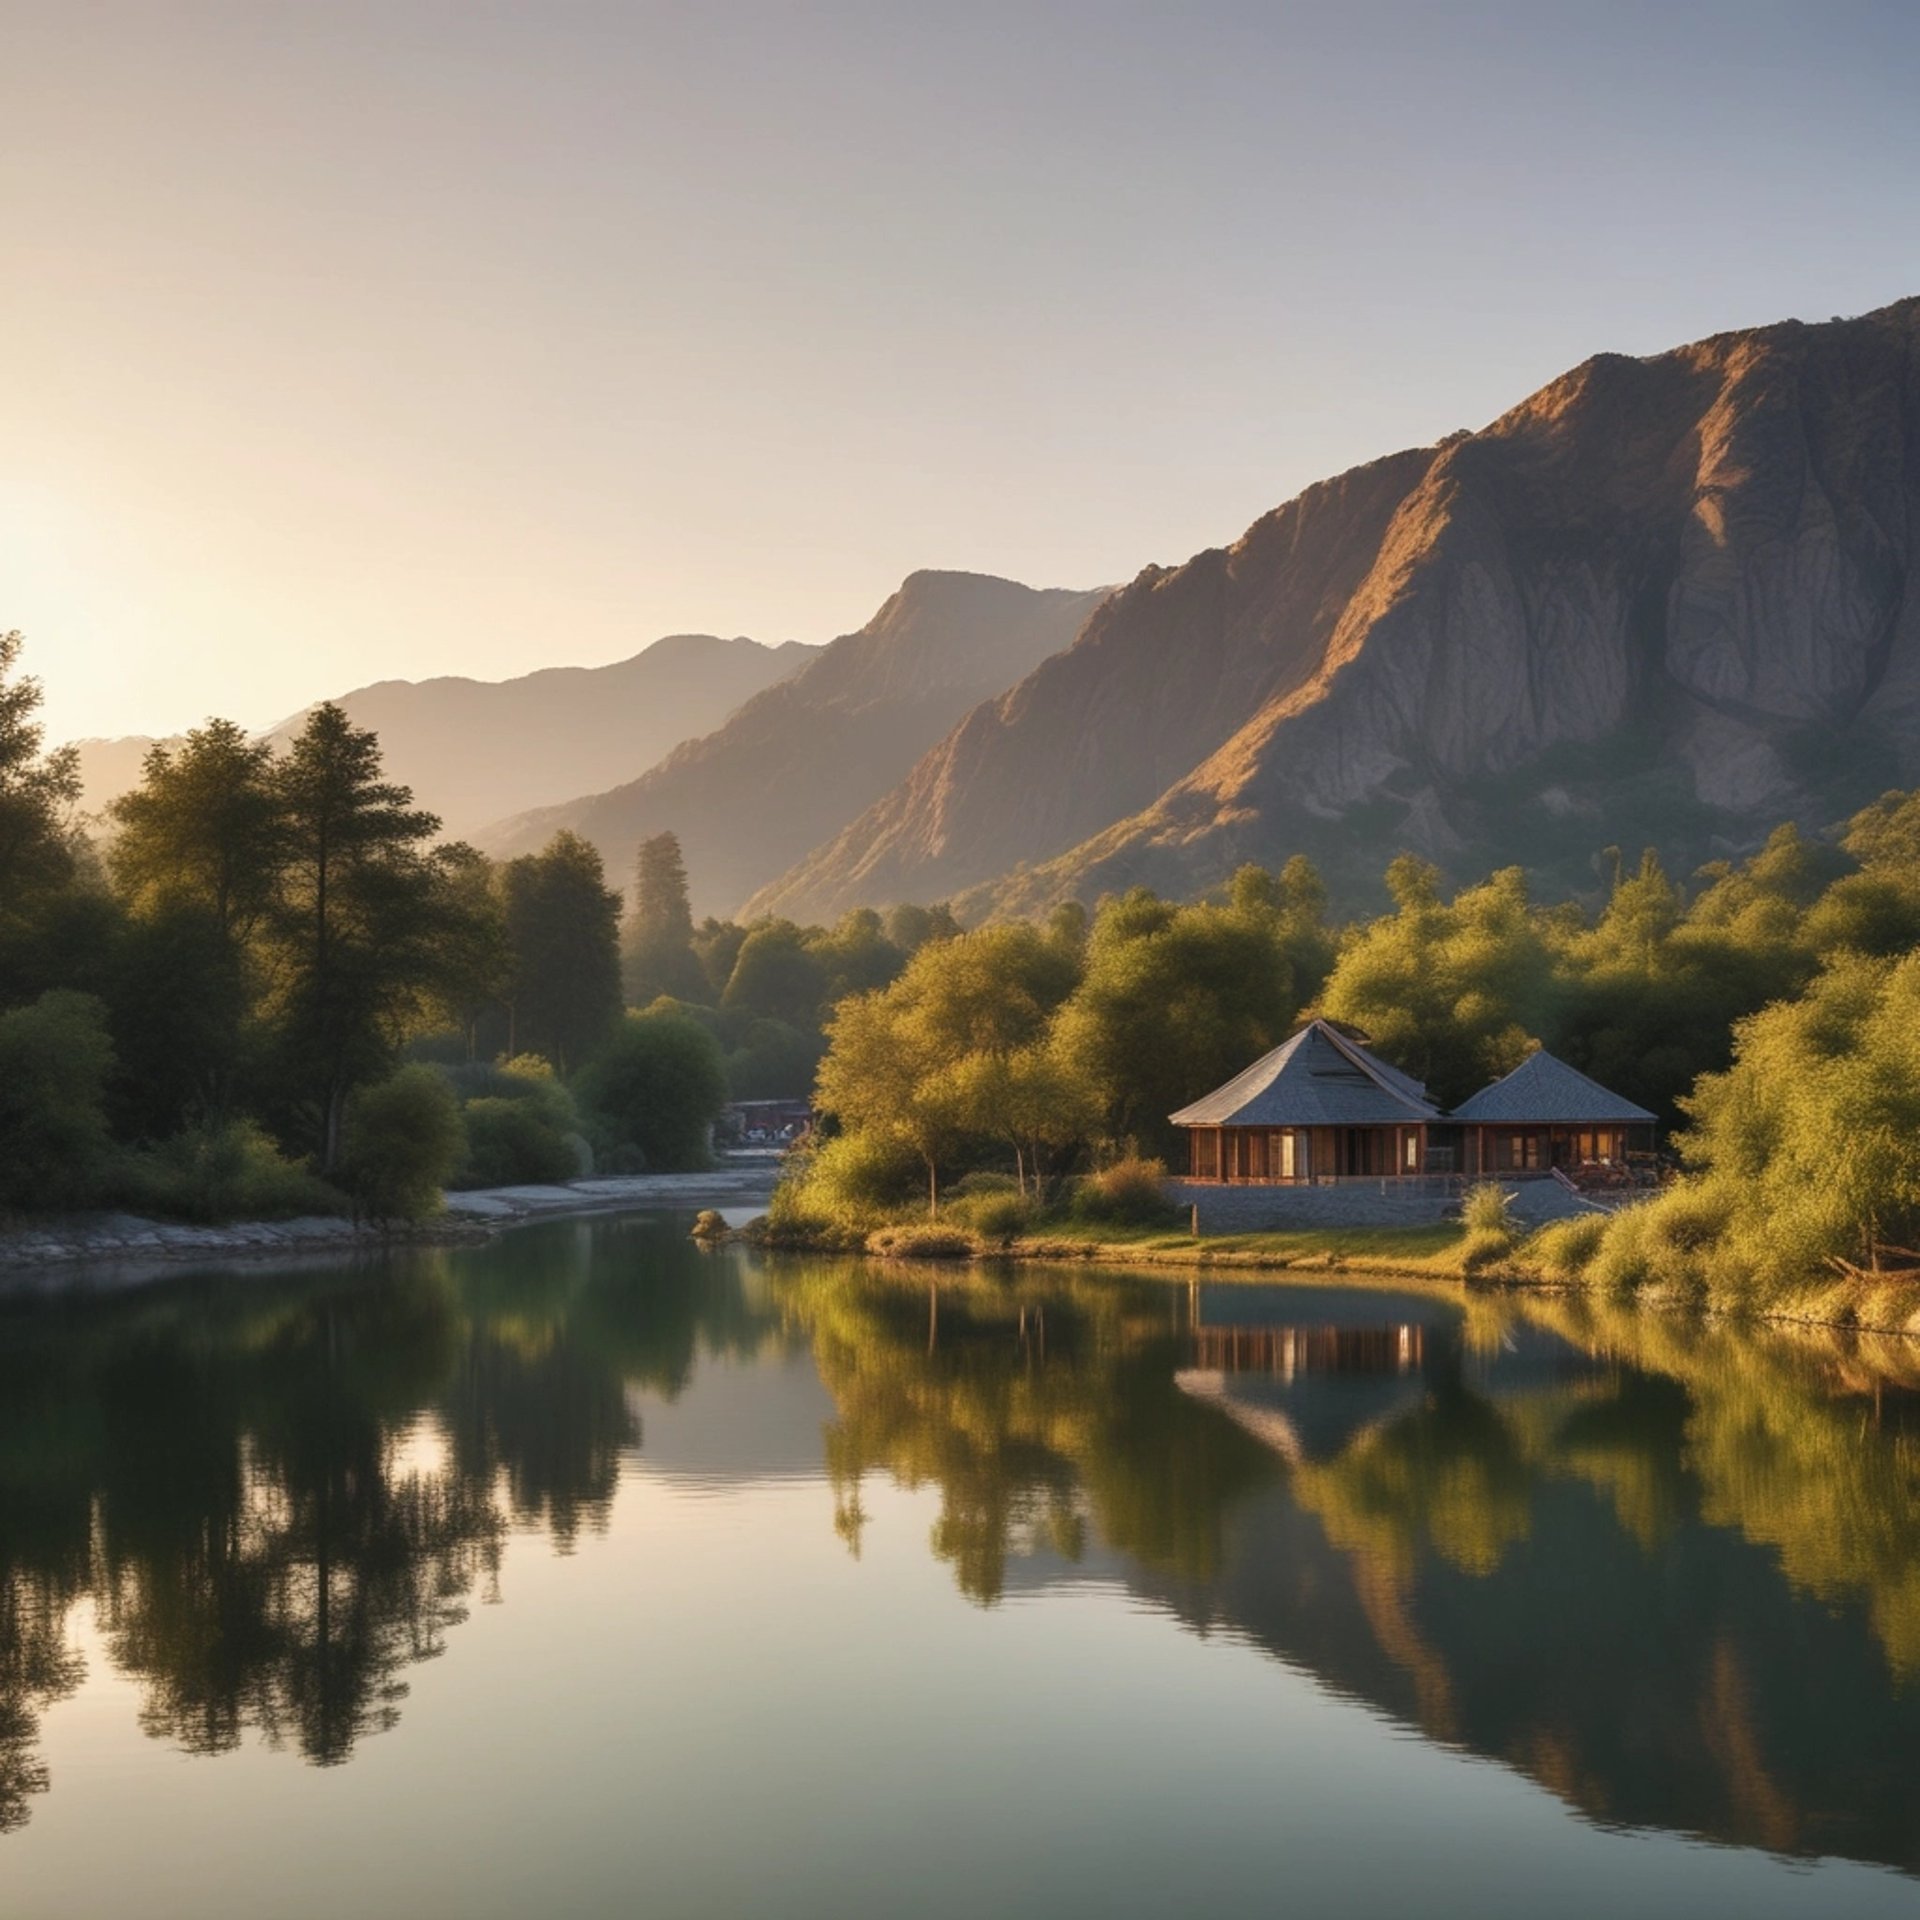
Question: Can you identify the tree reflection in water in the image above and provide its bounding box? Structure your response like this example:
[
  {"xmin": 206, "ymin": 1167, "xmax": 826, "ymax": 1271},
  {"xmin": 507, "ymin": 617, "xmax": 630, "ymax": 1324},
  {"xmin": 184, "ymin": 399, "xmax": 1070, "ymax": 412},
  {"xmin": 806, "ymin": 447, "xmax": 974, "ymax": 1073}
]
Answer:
[
  {"xmin": 6, "ymin": 1232, "xmax": 1920, "ymax": 1879},
  {"xmin": 0, "ymin": 1218, "xmax": 785, "ymax": 1830},
  {"xmin": 776, "ymin": 1259, "xmax": 1920, "ymax": 1876}
]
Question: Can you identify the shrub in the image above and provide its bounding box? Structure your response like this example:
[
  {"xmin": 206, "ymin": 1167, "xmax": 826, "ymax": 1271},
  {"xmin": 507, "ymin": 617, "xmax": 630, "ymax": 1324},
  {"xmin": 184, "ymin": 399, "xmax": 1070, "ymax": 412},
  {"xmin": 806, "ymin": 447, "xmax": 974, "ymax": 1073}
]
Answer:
[
  {"xmin": 1461, "ymin": 1182, "xmax": 1517, "ymax": 1236},
  {"xmin": 949, "ymin": 1170, "xmax": 1021, "ymax": 1200},
  {"xmin": 0, "ymin": 990, "xmax": 118, "ymax": 1212},
  {"xmin": 954, "ymin": 1191, "xmax": 1033, "ymax": 1244},
  {"xmin": 865, "ymin": 1223, "xmax": 977, "ymax": 1260},
  {"xmin": 1070, "ymin": 1157, "xmax": 1177, "ymax": 1228},
  {"xmin": 132, "ymin": 1119, "xmax": 345, "ymax": 1224},
  {"xmin": 1459, "ymin": 1227, "xmax": 1517, "ymax": 1277},
  {"xmin": 460, "ymin": 1096, "xmax": 580, "ymax": 1187},
  {"xmin": 781, "ymin": 1131, "xmax": 924, "ymax": 1229},
  {"xmin": 341, "ymin": 1066, "xmax": 466, "ymax": 1223},
  {"xmin": 574, "ymin": 1008, "xmax": 728, "ymax": 1172},
  {"xmin": 1527, "ymin": 1211, "xmax": 1610, "ymax": 1280},
  {"xmin": 1582, "ymin": 1184, "xmax": 1729, "ymax": 1300},
  {"xmin": 690, "ymin": 1209, "xmax": 728, "ymax": 1240}
]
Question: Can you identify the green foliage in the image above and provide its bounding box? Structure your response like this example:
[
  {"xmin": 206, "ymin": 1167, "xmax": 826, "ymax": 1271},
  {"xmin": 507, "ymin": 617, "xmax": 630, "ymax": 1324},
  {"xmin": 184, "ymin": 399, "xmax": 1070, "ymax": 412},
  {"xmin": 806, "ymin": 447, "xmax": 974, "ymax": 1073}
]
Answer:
[
  {"xmin": 949, "ymin": 1190, "xmax": 1033, "ymax": 1244},
  {"xmin": 625, "ymin": 831, "xmax": 707, "ymax": 1004},
  {"xmin": 1458, "ymin": 1228, "xmax": 1516, "ymax": 1277},
  {"xmin": 1583, "ymin": 1182, "xmax": 1731, "ymax": 1301},
  {"xmin": 108, "ymin": 719, "xmax": 282, "ymax": 937},
  {"xmin": 1320, "ymin": 863, "xmax": 1551, "ymax": 1109},
  {"xmin": 724, "ymin": 1016, "xmax": 824, "ymax": 1101},
  {"xmin": 882, "ymin": 901, "xmax": 961, "ymax": 953},
  {"xmin": 1053, "ymin": 887, "xmax": 1304, "ymax": 1153},
  {"xmin": 721, "ymin": 920, "xmax": 829, "ymax": 1028},
  {"xmin": 265, "ymin": 704, "xmax": 457, "ymax": 1167},
  {"xmin": 450, "ymin": 1052, "xmax": 592, "ymax": 1185},
  {"xmin": 779, "ymin": 1130, "xmax": 926, "ymax": 1228},
  {"xmin": 1664, "ymin": 956, "xmax": 1920, "ymax": 1290},
  {"xmin": 574, "ymin": 1006, "xmax": 728, "ymax": 1172},
  {"xmin": 340, "ymin": 1065, "xmax": 466, "ymax": 1222},
  {"xmin": 0, "ymin": 632, "xmax": 81, "ymax": 910},
  {"xmin": 1526, "ymin": 1211, "xmax": 1609, "ymax": 1279},
  {"xmin": 1070, "ymin": 1158, "xmax": 1177, "ymax": 1228},
  {"xmin": 460, "ymin": 1097, "xmax": 582, "ymax": 1187},
  {"xmin": 815, "ymin": 923, "xmax": 1087, "ymax": 1209},
  {"xmin": 131, "ymin": 1119, "xmax": 345, "ymax": 1223},
  {"xmin": 497, "ymin": 830, "xmax": 624, "ymax": 1072},
  {"xmin": 807, "ymin": 907, "xmax": 907, "ymax": 1003},
  {"xmin": 1461, "ymin": 1183, "xmax": 1517, "ymax": 1236},
  {"xmin": 0, "ymin": 991, "xmax": 117, "ymax": 1211}
]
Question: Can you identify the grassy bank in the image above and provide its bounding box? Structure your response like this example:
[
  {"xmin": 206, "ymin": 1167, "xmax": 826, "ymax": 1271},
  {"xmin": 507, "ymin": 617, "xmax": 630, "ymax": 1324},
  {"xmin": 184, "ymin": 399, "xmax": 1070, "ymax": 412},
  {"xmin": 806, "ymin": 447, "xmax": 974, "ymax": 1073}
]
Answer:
[
  {"xmin": 741, "ymin": 1201, "xmax": 1920, "ymax": 1336},
  {"xmin": 740, "ymin": 1205, "xmax": 1475, "ymax": 1277}
]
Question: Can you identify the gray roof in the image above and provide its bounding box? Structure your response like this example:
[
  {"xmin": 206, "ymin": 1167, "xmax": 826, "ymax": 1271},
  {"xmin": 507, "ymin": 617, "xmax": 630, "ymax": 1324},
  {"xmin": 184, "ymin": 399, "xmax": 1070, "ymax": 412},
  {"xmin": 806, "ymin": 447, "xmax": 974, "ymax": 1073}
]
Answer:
[
  {"xmin": 1448, "ymin": 1049, "xmax": 1655, "ymax": 1125},
  {"xmin": 1169, "ymin": 1020, "xmax": 1440, "ymax": 1128}
]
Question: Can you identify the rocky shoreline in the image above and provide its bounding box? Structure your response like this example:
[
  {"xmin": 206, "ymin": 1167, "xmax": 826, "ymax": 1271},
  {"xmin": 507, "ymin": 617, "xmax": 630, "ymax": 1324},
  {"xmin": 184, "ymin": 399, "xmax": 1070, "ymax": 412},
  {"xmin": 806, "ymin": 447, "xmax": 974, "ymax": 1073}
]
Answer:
[{"xmin": 0, "ymin": 1160, "xmax": 784, "ymax": 1289}]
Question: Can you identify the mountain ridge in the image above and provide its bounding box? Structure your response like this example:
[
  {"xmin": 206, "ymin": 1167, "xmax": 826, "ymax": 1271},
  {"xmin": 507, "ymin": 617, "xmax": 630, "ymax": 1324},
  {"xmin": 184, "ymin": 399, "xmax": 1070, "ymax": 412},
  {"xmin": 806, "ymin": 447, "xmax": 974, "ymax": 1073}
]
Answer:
[
  {"xmin": 479, "ymin": 569, "xmax": 1111, "ymax": 915},
  {"xmin": 69, "ymin": 632, "xmax": 815, "ymax": 839},
  {"xmin": 746, "ymin": 295, "xmax": 1920, "ymax": 922}
]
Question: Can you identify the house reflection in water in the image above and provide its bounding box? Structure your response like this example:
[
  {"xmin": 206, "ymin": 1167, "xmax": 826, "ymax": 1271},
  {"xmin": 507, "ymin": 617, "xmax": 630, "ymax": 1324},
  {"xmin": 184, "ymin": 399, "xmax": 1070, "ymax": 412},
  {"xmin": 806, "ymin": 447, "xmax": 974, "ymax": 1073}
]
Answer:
[{"xmin": 1174, "ymin": 1285, "xmax": 1458, "ymax": 1466}]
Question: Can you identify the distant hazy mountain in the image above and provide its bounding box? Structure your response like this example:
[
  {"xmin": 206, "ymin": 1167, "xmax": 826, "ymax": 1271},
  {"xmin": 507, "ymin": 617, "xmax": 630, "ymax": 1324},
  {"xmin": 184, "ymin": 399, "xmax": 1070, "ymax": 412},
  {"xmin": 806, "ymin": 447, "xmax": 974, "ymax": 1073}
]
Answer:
[
  {"xmin": 481, "ymin": 571, "xmax": 1111, "ymax": 916},
  {"xmin": 68, "ymin": 634, "xmax": 815, "ymax": 840},
  {"xmin": 749, "ymin": 296, "xmax": 1920, "ymax": 922}
]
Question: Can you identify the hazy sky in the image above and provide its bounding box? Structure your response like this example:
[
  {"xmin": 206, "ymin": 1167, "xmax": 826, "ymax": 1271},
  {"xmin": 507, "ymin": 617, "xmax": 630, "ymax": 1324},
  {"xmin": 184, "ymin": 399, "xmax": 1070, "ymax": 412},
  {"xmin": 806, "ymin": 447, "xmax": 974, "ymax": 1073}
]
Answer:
[{"xmin": 6, "ymin": 2, "xmax": 1918, "ymax": 745}]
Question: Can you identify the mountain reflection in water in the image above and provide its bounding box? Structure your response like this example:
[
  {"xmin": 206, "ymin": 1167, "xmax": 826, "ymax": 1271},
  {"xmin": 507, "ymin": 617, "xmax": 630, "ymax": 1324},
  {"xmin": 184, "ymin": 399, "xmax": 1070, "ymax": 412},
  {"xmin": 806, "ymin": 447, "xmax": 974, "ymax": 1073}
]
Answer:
[{"xmin": 1, "ymin": 1220, "xmax": 1919, "ymax": 1894}]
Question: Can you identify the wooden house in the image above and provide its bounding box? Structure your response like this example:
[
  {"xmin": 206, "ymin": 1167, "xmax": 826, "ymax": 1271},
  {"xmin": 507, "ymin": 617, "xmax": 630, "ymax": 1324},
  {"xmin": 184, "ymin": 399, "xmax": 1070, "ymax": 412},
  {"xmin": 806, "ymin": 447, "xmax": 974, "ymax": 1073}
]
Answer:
[
  {"xmin": 1446, "ymin": 1050, "xmax": 1656, "ymax": 1178},
  {"xmin": 1171, "ymin": 1022, "xmax": 1654, "ymax": 1187},
  {"xmin": 1169, "ymin": 1019, "xmax": 1441, "ymax": 1184}
]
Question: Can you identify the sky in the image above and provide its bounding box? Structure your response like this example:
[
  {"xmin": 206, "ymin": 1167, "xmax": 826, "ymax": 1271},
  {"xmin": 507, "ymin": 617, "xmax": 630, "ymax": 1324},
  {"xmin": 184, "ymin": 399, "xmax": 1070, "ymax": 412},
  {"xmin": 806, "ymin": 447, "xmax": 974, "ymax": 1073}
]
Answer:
[{"xmin": 5, "ymin": 1, "xmax": 1918, "ymax": 746}]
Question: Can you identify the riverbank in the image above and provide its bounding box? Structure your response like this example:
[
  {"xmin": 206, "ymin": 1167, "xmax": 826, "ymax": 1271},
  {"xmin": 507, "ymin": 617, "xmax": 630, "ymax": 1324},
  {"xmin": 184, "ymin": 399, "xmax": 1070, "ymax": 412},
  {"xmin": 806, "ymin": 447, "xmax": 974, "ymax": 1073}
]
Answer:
[
  {"xmin": 0, "ymin": 1157, "xmax": 784, "ymax": 1283},
  {"xmin": 749, "ymin": 1212, "xmax": 1920, "ymax": 1339}
]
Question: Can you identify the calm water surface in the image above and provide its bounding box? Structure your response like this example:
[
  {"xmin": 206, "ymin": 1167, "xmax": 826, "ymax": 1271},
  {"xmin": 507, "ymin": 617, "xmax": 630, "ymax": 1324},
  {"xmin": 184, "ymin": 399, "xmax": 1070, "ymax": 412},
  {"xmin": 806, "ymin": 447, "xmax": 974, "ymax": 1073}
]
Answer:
[{"xmin": 4, "ymin": 1214, "xmax": 1920, "ymax": 1917}]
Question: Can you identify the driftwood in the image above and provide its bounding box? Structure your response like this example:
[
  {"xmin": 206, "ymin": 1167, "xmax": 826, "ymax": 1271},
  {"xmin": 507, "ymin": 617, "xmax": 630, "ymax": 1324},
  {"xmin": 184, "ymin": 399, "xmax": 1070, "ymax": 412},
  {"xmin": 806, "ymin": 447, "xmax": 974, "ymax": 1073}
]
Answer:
[{"xmin": 1825, "ymin": 1253, "xmax": 1920, "ymax": 1285}]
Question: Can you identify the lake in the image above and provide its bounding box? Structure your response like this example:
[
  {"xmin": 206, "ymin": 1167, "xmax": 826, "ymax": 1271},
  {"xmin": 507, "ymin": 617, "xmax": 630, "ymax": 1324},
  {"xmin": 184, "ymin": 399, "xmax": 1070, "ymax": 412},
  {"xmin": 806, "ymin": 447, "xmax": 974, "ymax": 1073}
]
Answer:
[{"xmin": 3, "ymin": 1213, "xmax": 1919, "ymax": 1918}]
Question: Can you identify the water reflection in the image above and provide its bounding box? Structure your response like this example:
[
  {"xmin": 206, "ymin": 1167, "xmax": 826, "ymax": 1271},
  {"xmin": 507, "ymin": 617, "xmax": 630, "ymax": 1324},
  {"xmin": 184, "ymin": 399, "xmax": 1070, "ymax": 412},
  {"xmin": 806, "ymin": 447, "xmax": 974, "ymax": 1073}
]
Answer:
[
  {"xmin": 777, "ymin": 1262, "xmax": 1920, "ymax": 1875},
  {"xmin": 0, "ymin": 1219, "xmax": 787, "ymax": 1828},
  {"xmin": 3, "ymin": 1228, "xmax": 1920, "ymax": 1884}
]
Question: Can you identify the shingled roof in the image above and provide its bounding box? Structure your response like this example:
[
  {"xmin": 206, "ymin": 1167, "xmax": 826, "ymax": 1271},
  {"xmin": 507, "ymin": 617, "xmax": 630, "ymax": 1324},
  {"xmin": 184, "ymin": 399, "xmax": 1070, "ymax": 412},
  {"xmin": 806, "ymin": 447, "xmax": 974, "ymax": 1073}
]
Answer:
[
  {"xmin": 1449, "ymin": 1050, "xmax": 1655, "ymax": 1125},
  {"xmin": 1169, "ymin": 1020, "xmax": 1440, "ymax": 1128}
]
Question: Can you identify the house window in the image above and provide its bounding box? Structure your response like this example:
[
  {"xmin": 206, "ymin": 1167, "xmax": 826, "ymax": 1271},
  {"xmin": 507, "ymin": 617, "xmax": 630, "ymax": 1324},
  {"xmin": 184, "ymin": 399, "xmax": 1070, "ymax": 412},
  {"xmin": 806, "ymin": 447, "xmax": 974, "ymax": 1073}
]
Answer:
[{"xmin": 1404, "ymin": 1132, "xmax": 1418, "ymax": 1171}]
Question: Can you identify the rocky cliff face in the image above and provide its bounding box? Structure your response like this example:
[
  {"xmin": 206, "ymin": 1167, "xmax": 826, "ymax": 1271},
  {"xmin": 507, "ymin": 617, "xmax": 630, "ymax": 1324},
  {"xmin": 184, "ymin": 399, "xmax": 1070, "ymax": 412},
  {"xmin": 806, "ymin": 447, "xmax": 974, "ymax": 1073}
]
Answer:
[
  {"xmin": 480, "ymin": 571, "xmax": 1110, "ymax": 915},
  {"xmin": 749, "ymin": 297, "xmax": 1920, "ymax": 921}
]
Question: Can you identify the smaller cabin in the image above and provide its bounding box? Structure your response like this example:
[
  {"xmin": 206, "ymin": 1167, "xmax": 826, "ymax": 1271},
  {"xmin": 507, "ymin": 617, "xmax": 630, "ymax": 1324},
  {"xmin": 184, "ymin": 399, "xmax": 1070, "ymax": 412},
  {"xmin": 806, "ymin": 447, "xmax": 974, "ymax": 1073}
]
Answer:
[
  {"xmin": 1447, "ymin": 1051, "xmax": 1656, "ymax": 1181},
  {"xmin": 1169, "ymin": 1019, "xmax": 1442, "ymax": 1184}
]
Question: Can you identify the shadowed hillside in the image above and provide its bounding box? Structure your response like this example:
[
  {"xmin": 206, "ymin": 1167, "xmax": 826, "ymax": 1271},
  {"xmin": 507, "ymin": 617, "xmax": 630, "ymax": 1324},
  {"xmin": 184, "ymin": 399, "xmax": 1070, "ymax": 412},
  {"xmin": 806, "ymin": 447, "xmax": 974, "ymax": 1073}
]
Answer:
[{"xmin": 481, "ymin": 571, "xmax": 1110, "ymax": 916}]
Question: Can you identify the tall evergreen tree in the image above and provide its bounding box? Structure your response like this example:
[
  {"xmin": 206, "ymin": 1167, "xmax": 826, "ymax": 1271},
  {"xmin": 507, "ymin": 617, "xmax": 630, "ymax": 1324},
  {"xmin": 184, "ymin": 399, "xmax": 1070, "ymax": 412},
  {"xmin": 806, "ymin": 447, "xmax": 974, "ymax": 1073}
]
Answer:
[
  {"xmin": 266, "ymin": 703, "xmax": 446, "ymax": 1167},
  {"xmin": 624, "ymin": 830, "xmax": 705, "ymax": 1004},
  {"xmin": 499, "ymin": 831, "xmax": 623, "ymax": 1071}
]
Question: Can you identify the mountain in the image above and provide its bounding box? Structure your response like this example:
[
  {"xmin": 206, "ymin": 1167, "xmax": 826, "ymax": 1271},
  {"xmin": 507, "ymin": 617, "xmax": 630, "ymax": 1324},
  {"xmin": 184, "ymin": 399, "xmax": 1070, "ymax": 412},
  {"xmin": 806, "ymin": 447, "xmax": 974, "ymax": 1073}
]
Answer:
[
  {"xmin": 261, "ymin": 635, "xmax": 816, "ymax": 842},
  {"xmin": 67, "ymin": 634, "xmax": 815, "ymax": 840},
  {"xmin": 747, "ymin": 296, "xmax": 1920, "ymax": 923},
  {"xmin": 480, "ymin": 571, "xmax": 1111, "ymax": 916}
]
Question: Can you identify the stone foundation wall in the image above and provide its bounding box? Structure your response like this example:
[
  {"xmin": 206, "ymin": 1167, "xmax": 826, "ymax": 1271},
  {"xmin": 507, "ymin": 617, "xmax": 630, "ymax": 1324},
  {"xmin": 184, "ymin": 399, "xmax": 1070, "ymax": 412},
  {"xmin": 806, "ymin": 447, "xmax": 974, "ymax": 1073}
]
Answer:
[{"xmin": 1166, "ymin": 1177, "xmax": 1593, "ymax": 1234}]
